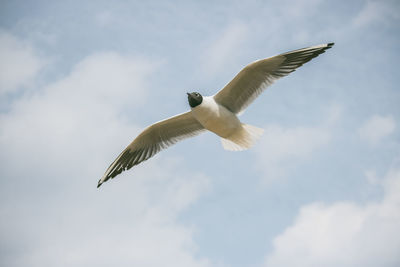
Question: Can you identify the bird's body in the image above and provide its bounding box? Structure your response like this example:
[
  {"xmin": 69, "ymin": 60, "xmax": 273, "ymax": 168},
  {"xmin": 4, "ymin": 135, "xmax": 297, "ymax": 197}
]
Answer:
[
  {"xmin": 191, "ymin": 96, "xmax": 240, "ymax": 139},
  {"xmin": 190, "ymin": 95, "xmax": 263, "ymax": 151},
  {"xmin": 98, "ymin": 43, "xmax": 334, "ymax": 187}
]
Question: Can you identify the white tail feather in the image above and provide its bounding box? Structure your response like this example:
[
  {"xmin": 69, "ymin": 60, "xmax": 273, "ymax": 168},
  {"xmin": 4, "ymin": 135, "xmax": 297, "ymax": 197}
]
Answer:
[{"xmin": 221, "ymin": 124, "xmax": 264, "ymax": 151}]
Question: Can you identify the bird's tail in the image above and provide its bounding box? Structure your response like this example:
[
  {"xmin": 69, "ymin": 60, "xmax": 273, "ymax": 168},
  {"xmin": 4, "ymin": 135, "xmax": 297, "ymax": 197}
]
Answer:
[{"xmin": 220, "ymin": 124, "xmax": 264, "ymax": 151}]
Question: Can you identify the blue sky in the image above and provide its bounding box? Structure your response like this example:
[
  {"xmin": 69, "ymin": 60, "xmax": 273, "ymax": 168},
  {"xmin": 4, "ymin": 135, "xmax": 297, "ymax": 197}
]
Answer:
[{"xmin": 0, "ymin": 0, "xmax": 399, "ymax": 266}]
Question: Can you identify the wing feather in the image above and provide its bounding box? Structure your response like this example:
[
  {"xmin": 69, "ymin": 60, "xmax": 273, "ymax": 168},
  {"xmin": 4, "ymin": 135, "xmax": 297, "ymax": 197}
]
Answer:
[
  {"xmin": 98, "ymin": 111, "xmax": 205, "ymax": 187},
  {"xmin": 213, "ymin": 43, "xmax": 334, "ymax": 114}
]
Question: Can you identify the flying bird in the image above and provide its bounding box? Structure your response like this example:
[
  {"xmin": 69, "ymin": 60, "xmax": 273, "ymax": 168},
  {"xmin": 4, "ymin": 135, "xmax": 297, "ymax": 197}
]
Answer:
[{"xmin": 98, "ymin": 43, "xmax": 334, "ymax": 187}]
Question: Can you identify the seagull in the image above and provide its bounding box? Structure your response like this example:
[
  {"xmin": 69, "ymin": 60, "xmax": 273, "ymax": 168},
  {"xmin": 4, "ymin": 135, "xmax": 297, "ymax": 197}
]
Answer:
[{"xmin": 98, "ymin": 43, "xmax": 334, "ymax": 187}]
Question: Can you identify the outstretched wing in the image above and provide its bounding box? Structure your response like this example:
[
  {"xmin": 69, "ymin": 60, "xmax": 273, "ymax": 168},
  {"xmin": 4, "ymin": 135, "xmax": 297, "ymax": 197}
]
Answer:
[
  {"xmin": 214, "ymin": 43, "xmax": 334, "ymax": 114},
  {"xmin": 98, "ymin": 111, "xmax": 205, "ymax": 187}
]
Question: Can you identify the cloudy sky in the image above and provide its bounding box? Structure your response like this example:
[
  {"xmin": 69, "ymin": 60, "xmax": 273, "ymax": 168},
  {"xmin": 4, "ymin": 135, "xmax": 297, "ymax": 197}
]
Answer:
[{"xmin": 1, "ymin": 0, "xmax": 399, "ymax": 266}]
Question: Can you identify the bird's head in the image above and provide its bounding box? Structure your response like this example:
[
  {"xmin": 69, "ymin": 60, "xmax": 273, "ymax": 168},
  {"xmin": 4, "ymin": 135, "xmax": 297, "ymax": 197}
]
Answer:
[{"xmin": 187, "ymin": 92, "xmax": 203, "ymax": 108}]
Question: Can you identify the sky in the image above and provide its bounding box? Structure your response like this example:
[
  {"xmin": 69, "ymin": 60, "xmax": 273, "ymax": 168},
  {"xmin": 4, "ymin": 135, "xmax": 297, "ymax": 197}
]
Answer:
[{"xmin": 0, "ymin": 0, "xmax": 399, "ymax": 266}]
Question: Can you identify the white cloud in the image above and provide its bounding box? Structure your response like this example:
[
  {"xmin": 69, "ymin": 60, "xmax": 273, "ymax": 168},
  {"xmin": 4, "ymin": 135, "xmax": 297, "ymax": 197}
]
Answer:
[
  {"xmin": 353, "ymin": 0, "xmax": 400, "ymax": 27},
  {"xmin": 13, "ymin": 161, "xmax": 211, "ymax": 267},
  {"xmin": 255, "ymin": 112, "xmax": 333, "ymax": 183},
  {"xmin": 275, "ymin": 0, "xmax": 323, "ymax": 20},
  {"xmin": 0, "ymin": 51, "xmax": 212, "ymax": 266},
  {"xmin": 0, "ymin": 53, "xmax": 152, "ymax": 180},
  {"xmin": 364, "ymin": 169, "xmax": 379, "ymax": 185},
  {"xmin": 1, "ymin": 157, "xmax": 211, "ymax": 267},
  {"xmin": 201, "ymin": 22, "xmax": 247, "ymax": 76},
  {"xmin": 254, "ymin": 106, "xmax": 342, "ymax": 183},
  {"xmin": 358, "ymin": 115, "xmax": 396, "ymax": 145},
  {"xmin": 264, "ymin": 167, "xmax": 400, "ymax": 267},
  {"xmin": 0, "ymin": 31, "xmax": 44, "ymax": 94},
  {"xmin": 257, "ymin": 124, "xmax": 330, "ymax": 181},
  {"xmin": 95, "ymin": 11, "xmax": 115, "ymax": 26}
]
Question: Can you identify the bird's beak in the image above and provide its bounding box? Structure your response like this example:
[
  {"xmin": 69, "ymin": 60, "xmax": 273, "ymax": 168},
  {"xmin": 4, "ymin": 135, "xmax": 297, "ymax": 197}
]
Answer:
[{"xmin": 187, "ymin": 92, "xmax": 191, "ymax": 96}]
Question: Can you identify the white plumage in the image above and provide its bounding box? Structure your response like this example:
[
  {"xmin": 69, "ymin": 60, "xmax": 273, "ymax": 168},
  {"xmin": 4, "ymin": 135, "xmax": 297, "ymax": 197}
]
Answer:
[
  {"xmin": 98, "ymin": 43, "xmax": 334, "ymax": 187},
  {"xmin": 190, "ymin": 96, "xmax": 263, "ymax": 151}
]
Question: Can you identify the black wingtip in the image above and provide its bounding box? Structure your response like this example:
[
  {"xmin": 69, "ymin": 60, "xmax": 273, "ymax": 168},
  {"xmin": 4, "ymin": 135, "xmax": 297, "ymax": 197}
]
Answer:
[
  {"xmin": 97, "ymin": 179, "xmax": 103, "ymax": 188},
  {"xmin": 327, "ymin": 42, "xmax": 335, "ymax": 48}
]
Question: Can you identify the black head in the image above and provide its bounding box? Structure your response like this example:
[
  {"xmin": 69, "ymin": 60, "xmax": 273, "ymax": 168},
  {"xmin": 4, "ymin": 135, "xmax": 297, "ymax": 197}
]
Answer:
[{"xmin": 187, "ymin": 92, "xmax": 203, "ymax": 108}]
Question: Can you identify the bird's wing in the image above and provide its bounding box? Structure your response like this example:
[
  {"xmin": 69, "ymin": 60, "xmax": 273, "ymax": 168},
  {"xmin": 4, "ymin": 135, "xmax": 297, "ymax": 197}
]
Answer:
[
  {"xmin": 98, "ymin": 111, "xmax": 205, "ymax": 187},
  {"xmin": 213, "ymin": 43, "xmax": 334, "ymax": 114}
]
